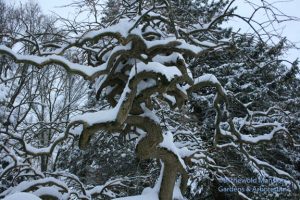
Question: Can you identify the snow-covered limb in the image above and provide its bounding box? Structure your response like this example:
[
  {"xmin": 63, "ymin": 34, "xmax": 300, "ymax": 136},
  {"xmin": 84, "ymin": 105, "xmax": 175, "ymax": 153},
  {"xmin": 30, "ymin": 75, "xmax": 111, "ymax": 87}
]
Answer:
[
  {"xmin": 159, "ymin": 132, "xmax": 187, "ymax": 170},
  {"xmin": 187, "ymin": 73, "xmax": 229, "ymax": 147},
  {"xmin": 223, "ymin": 119, "xmax": 290, "ymax": 145},
  {"xmin": 1, "ymin": 168, "xmax": 127, "ymax": 200},
  {"xmin": 0, "ymin": 143, "xmax": 22, "ymax": 177},
  {"xmin": 189, "ymin": 74, "xmax": 292, "ymax": 147},
  {"xmin": 0, "ymin": 177, "xmax": 69, "ymax": 199},
  {"xmin": 86, "ymin": 178, "xmax": 124, "ymax": 198},
  {"xmin": 247, "ymin": 154, "xmax": 299, "ymax": 191},
  {"xmin": 3, "ymin": 126, "xmax": 71, "ymax": 156},
  {"xmin": 239, "ymin": 125, "xmax": 288, "ymax": 144},
  {"xmin": 216, "ymin": 142, "xmax": 238, "ymax": 149},
  {"xmin": 0, "ymin": 45, "xmax": 107, "ymax": 80},
  {"xmin": 0, "ymin": 143, "xmax": 45, "ymax": 183},
  {"xmin": 3, "ymin": 192, "xmax": 42, "ymax": 200}
]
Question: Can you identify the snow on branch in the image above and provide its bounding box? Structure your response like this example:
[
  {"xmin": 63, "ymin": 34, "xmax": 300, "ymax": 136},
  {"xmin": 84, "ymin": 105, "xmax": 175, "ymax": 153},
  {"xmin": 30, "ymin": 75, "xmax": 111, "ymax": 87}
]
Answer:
[
  {"xmin": 239, "ymin": 124, "xmax": 288, "ymax": 144},
  {"xmin": 248, "ymin": 155, "xmax": 300, "ymax": 191},
  {"xmin": 0, "ymin": 45, "xmax": 107, "ymax": 80},
  {"xmin": 3, "ymin": 192, "xmax": 42, "ymax": 200},
  {"xmin": 0, "ymin": 177, "xmax": 69, "ymax": 199}
]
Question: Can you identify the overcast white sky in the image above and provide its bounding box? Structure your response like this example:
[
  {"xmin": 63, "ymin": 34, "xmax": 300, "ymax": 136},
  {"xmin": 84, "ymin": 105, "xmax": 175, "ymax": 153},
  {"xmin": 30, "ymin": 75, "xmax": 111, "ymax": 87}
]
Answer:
[{"xmin": 4, "ymin": 0, "xmax": 300, "ymax": 61}]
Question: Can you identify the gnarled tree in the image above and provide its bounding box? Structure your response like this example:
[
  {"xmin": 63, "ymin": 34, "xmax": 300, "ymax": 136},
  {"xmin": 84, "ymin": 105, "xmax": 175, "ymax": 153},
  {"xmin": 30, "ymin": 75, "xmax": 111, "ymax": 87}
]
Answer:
[{"xmin": 0, "ymin": 0, "xmax": 299, "ymax": 200}]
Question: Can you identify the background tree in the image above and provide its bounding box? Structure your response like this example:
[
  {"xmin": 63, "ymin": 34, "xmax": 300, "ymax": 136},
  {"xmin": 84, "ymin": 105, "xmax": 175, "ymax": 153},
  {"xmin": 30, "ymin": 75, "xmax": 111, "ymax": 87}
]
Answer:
[{"xmin": 0, "ymin": 1, "xmax": 88, "ymax": 197}]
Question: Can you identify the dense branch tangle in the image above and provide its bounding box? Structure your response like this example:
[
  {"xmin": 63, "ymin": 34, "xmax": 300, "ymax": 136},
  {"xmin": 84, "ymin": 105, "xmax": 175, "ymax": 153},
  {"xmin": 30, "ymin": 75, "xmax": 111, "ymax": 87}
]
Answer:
[{"xmin": 0, "ymin": 1, "xmax": 299, "ymax": 200}]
